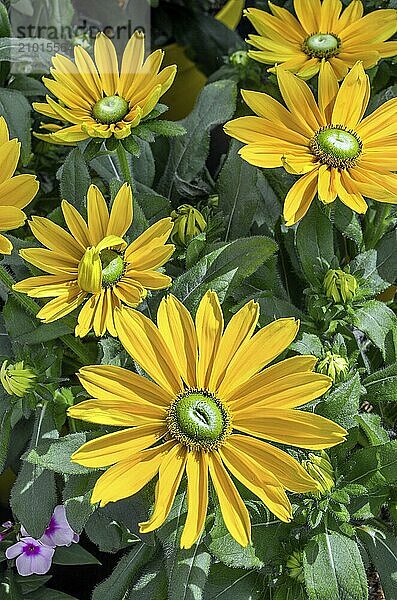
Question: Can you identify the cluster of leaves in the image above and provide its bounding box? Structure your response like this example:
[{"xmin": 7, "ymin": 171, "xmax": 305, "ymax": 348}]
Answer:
[{"xmin": 0, "ymin": 1, "xmax": 396, "ymax": 599}]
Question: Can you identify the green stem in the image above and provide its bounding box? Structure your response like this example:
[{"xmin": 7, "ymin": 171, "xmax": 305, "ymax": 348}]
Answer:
[
  {"xmin": 365, "ymin": 204, "xmax": 392, "ymax": 249},
  {"xmin": 116, "ymin": 144, "xmax": 133, "ymax": 187},
  {"xmin": 0, "ymin": 265, "xmax": 89, "ymax": 365}
]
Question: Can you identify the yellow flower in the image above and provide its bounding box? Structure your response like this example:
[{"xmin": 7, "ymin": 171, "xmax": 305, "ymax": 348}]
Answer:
[
  {"xmin": 33, "ymin": 31, "xmax": 177, "ymax": 145},
  {"xmin": 0, "ymin": 117, "xmax": 39, "ymax": 254},
  {"xmin": 68, "ymin": 292, "xmax": 346, "ymax": 548},
  {"xmin": 245, "ymin": 1, "xmax": 397, "ymax": 80},
  {"xmin": 224, "ymin": 62, "xmax": 397, "ymax": 225},
  {"xmin": 13, "ymin": 184, "xmax": 174, "ymax": 338}
]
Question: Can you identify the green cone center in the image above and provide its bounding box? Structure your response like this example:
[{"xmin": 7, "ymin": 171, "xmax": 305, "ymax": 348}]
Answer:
[
  {"xmin": 167, "ymin": 390, "xmax": 232, "ymax": 450},
  {"xmin": 100, "ymin": 249, "xmax": 125, "ymax": 287},
  {"xmin": 93, "ymin": 95, "xmax": 129, "ymax": 124},
  {"xmin": 316, "ymin": 128, "xmax": 361, "ymax": 160},
  {"xmin": 175, "ymin": 392, "xmax": 224, "ymax": 441},
  {"xmin": 304, "ymin": 33, "xmax": 340, "ymax": 58}
]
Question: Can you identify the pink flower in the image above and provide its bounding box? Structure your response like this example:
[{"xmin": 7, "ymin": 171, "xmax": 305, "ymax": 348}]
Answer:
[{"xmin": 5, "ymin": 537, "xmax": 54, "ymax": 576}]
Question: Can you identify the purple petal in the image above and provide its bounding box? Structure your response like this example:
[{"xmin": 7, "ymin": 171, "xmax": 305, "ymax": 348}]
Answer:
[
  {"xmin": 20, "ymin": 525, "xmax": 29, "ymax": 537},
  {"xmin": 72, "ymin": 532, "xmax": 80, "ymax": 544},
  {"xmin": 15, "ymin": 543, "xmax": 54, "ymax": 576},
  {"xmin": 5, "ymin": 541, "xmax": 25, "ymax": 560},
  {"xmin": 39, "ymin": 505, "xmax": 77, "ymax": 547},
  {"xmin": 16, "ymin": 554, "xmax": 34, "ymax": 576}
]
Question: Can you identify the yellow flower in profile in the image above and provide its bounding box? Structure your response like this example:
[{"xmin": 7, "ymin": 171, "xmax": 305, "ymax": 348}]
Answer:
[
  {"xmin": 245, "ymin": 1, "xmax": 397, "ymax": 80},
  {"xmin": 0, "ymin": 117, "xmax": 39, "ymax": 254},
  {"xmin": 33, "ymin": 31, "xmax": 177, "ymax": 145},
  {"xmin": 224, "ymin": 62, "xmax": 397, "ymax": 225},
  {"xmin": 13, "ymin": 184, "xmax": 174, "ymax": 338},
  {"xmin": 68, "ymin": 292, "xmax": 346, "ymax": 548}
]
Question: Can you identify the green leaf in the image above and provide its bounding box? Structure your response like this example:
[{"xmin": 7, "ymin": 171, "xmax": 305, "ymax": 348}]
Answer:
[
  {"xmin": 53, "ymin": 544, "xmax": 100, "ymax": 566},
  {"xmin": 204, "ymin": 564, "xmax": 263, "ymax": 600},
  {"xmin": 343, "ymin": 440, "xmax": 397, "ymax": 491},
  {"xmin": 353, "ymin": 300, "xmax": 397, "ymax": 359},
  {"xmin": 157, "ymin": 489, "xmax": 211, "ymax": 600},
  {"xmin": 122, "ymin": 136, "xmax": 141, "ymax": 157},
  {"xmin": 363, "ymin": 362, "xmax": 397, "ymax": 404},
  {"xmin": 23, "ymin": 433, "xmax": 94, "ymax": 475},
  {"xmin": 0, "ymin": 402, "xmax": 11, "ymax": 473},
  {"xmin": 296, "ymin": 202, "xmax": 335, "ymax": 286},
  {"xmin": 350, "ymin": 250, "xmax": 388, "ymax": 297},
  {"xmin": 355, "ymin": 413, "xmax": 389, "ymax": 446},
  {"xmin": 255, "ymin": 293, "xmax": 304, "ymax": 325},
  {"xmin": 303, "ymin": 531, "xmax": 368, "ymax": 600},
  {"xmin": 0, "ymin": 88, "xmax": 31, "ymax": 164},
  {"xmin": 63, "ymin": 472, "xmax": 98, "ymax": 533},
  {"xmin": 59, "ymin": 148, "xmax": 91, "ymax": 212},
  {"xmin": 375, "ymin": 228, "xmax": 397, "ymax": 284},
  {"xmin": 217, "ymin": 140, "xmax": 260, "ymax": 241},
  {"xmin": 8, "ymin": 74, "xmax": 46, "ymax": 97},
  {"xmin": 29, "ymin": 590, "xmax": 79, "ymax": 600},
  {"xmin": 127, "ymin": 557, "xmax": 168, "ymax": 600},
  {"xmin": 92, "ymin": 543, "xmax": 155, "ymax": 600},
  {"xmin": 159, "ymin": 80, "xmax": 237, "ymax": 200},
  {"xmin": 315, "ymin": 373, "xmax": 361, "ymax": 429},
  {"xmin": 291, "ymin": 333, "xmax": 323, "ymax": 357},
  {"xmin": 333, "ymin": 203, "xmax": 363, "ymax": 247},
  {"xmin": 357, "ymin": 526, "xmax": 397, "ymax": 598},
  {"xmin": 10, "ymin": 406, "xmax": 57, "ymax": 537},
  {"xmin": 145, "ymin": 120, "xmax": 186, "ymax": 137},
  {"xmin": 170, "ymin": 236, "xmax": 277, "ymax": 312}
]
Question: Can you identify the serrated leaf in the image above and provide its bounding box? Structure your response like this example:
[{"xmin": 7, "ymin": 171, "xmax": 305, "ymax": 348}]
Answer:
[
  {"xmin": 23, "ymin": 433, "xmax": 94, "ymax": 475},
  {"xmin": 303, "ymin": 531, "xmax": 368, "ymax": 600},
  {"xmin": 376, "ymin": 229, "xmax": 397, "ymax": 284},
  {"xmin": 355, "ymin": 413, "xmax": 389, "ymax": 446},
  {"xmin": 92, "ymin": 543, "xmax": 155, "ymax": 600},
  {"xmin": 127, "ymin": 557, "xmax": 168, "ymax": 600},
  {"xmin": 146, "ymin": 120, "xmax": 186, "ymax": 137},
  {"xmin": 59, "ymin": 148, "xmax": 90, "ymax": 212},
  {"xmin": 353, "ymin": 300, "xmax": 397, "ymax": 359},
  {"xmin": 63, "ymin": 473, "xmax": 99, "ymax": 533},
  {"xmin": 170, "ymin": 236, "xmax": 277, "ymax": 312},
  {"xmin": 159, "ymin": 80, "xmax": 237, "ymax": 200},
  {"xmin": 204, "ymin": 564, "xmax": 263, "ymax": 600},
  {"xmin": 296, "ymin": 202, "xmax": 335, "ymax": 286},
  {"xmin": 316, "ymin": 373, "xmax": 361, "ymax": 429},
  {"xmin": 217, "ymin": 140, "xmax": 260, "ymax": 241},
  {"xmin": 343, "ymin": 440, "xmax": 397, "ymax": 491},
  {"xmin": 363, "ymin": 362, "xmax": 397, "ymax": 404},
  {"xmin": 357, "ymin": 526, "xmax": 397, "ymax": 598},
  {"xmin": 350, "ymin": 250, "xmax": 388, "ymax": 297},
  {"xmin": 291, "ymin": 333, "xmax": 324, "ymax": 357}
]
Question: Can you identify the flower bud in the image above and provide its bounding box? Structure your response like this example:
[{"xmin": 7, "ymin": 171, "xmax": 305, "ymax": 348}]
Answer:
[
  {"xmin": 230, "ymin": 50, "xmax": 250, "ymax": 67},
  {"xmin": 0, "ymin": 360, "xmax": 36, "ymax": 398},
  {"xmin": 286, "ymin": 550, "xmax": 304, "ymax": 582},
  {"xmin": 171, "ymin": 204, "xmax": 207, "ymax": 246},
  {"xmin": 323, "ymin": 269, "xmax": 358, "ymax": 303},
  {"xmin": 317, "ymin": 351, "xmax": 349, "ymax": 382},
  {"xmin": 302, "ymin": 451, "xmax": 335, "ymax": 497}
]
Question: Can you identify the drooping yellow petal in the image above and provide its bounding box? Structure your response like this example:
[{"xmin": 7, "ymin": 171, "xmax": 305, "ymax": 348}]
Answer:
[
  {"xmin": 90, "ymin": 441, "xmax": 175, "ymax": 506},
  {"xmin": 208, "ymin": 452, "xmax": 251, "ymax": 547},
  {"xmin": 139, "ymin": 444, "xmax": 187, "ymax": 533},
  {"xmin": 220, "ymin": 443, "xmax": 292, "ymax": 523},
  {"xmin": 70, "ymin": 423, "xmax": 166, "ymax": 468},
  {"xmin": 283, "ymin": 168, "xmax": 319, "ymax": 226},
  {"xmin": 181, "ymin": 452, "xmax": 209, "ymax": 549},
  {"xmin": 317, "ymin": 165, "xmax": 338, "ymax": 204}
]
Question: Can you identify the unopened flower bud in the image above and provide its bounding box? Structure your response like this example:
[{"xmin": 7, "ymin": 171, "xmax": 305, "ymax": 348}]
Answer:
[
  {"xmin": 302, "ymin": 451, "xmax": 335, "ymax": 497},
  {"xmin": 0, "ymin": 361, "xmax": 36, "ymax": 398},
  {"xmin": 286, "ymin": 550, "xmax": 304, "ymax": 582},
  {"xmin": 317, "ymin": 351, "xmax": 349, "ymax": 382},
  {"xmin": 323, "ymin": 269, "xmax": 358, "ymax": 303},
  {"xmin": 171, "ymin": 204, "xmax": 207, "ymax": 246},
  {"xmin": 230, "ymin": 50, "xmax": 250, "ymax": 67}
]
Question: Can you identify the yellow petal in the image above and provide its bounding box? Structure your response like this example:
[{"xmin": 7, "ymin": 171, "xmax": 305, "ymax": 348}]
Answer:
[
  {"xmin": 139, "ymin": 444, "xmax": 187, "ymax": 533},
  {"xmin": 0, "ymin": 234, "xmax": 12, "ymax": 255},
  {"xmin": 107, "ymin": 183, "xmax": 133, "ymax": 237},
  {"xmin": 283, "ymin": 168, "xmax": 319, "ymax": 226},
  {"xmin": 220, "ymin": 443, "xmax": 292, "ymax": 523},
  {"xmin": 228, "ymin": 434, "xmax": 318, "ymax": 493},
  {"xmin": 114, "ymin": 306, "xmax": 183, "ymax": 395},
  {"xmin": 68, "ymin": 397, "xmax": 165, "ymax": 427},
  {"xmin": 317, "ymin": 165, "xmax": 338, "ymax": 204},
  {"xmin": 70, "ymin": 423, "xmax": 166, "ymax": 468},
  {"xmin": 90, "ymin": 441, "xmax": 175, "ymax": 506},
  {"xmin": 0, "ymin": 139, "xmax": 20, "ymax": 185},
  {"xmin": 319, "ymin": 0, "xmax": 343, "ymax": 32},
  {"xmin": 276, "ymin": 68, "xmax": 325, "ymax": 133},
  {"xmin": 29, "ymin": 215, "xmax": 83, "ymax": 260},
  {"xmin": 61, "ymin": 200, "xmax": 90, "ymax": 249},
  {"xmin": 318, "ymin": 60, "xmax": 339, "ymax": 122},
  {"xmin": 181, "ymin": 452, "xmax": 209, "ymax": 549},
  {"xmin": 196, "ymin": 291, "xmax": 224, "ymax": 389},
  {"xmin": 293, "ymin": 0, "xmax": 321, "ymax": 35},
  {"xmin": 331, "ymin": 62, "xmax": 370, "ymax": 128},
  {"xmin": 19, "ymin": 248, "xmax": 78, "ymax": 276},
  {"xmin": 125, "ymin": 218, "xmax": 173, "ymax": 261},
  {"xmin": 235, "ymin": 408, "xmax": 347, "ymax": 450},
  {"xmin": 157, "ymin": 294, "xmax": 198, "ymax": 388},
  {"xmin": 12, "ymin": 275, "xmax": 75, "ymax": 298},
  {"xmin": 0, "ymin": 174, "xmax": 38, "ymax": 210},
  {"xmin": 218, "ymin": 318, "xmax": 300, "ymax": 399},
  {"xmin": 77, "ymin": 246, "xmax": 102, "ymax": 294},
  {"xmin": 334, "ymin": 169, "xmax": 368, "ymax": 213},
  {"xmin": 209, "ymin": 300, "xmax": 259, "ymax": 392},
  {"xmin": 208, "ymin": 452, "xmax": 251, "ymax": 547},
  {"xmin": 94, "ymin": 33, "xmax": 119, "ymax": 96},
  {"xmin": 335, "ymin": 0, "xmax": 363, "ymax": 32},
  {"xmin": 0, "ymin": 206, "xmax": 26, "ymax": 230},
  {"xmin": 36, "ymin": 289, "xmax": 86, "ymax": 322},
  {"xmin": 87, "ymin": 185, "xmax": 110, "ymax": 245},
  {"xmin": 0, "ymin": 116, "xmax": 9, "ymax": 143},
  {"xmin": 118, "ymin": 30, "xmax": 145, "ymax": 97}
]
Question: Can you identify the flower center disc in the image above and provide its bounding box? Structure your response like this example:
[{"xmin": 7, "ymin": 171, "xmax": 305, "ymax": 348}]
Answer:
[
  {"xmin": 100, "ymin": 249, "xmax": 125, "ymax": 287},
  {"xmin": 304, "ymin": 33, "xmax": 340, "ymax": 58},
  {"xmin": 92, "ymin": 95, "xmax": 129, "ymax": 124},
  {"xmin": 167, "ymin": 390, "xmax": 231, "ymax": 451},
  {"xmin": 310, "ymin": 126, "xmax": 362, "ymax": 169}
]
